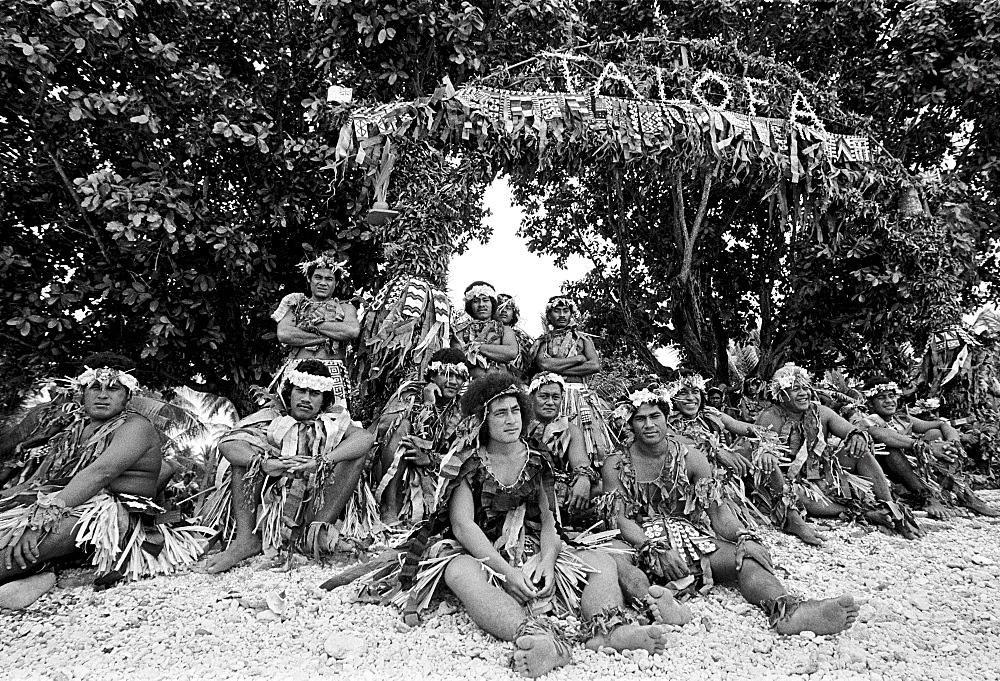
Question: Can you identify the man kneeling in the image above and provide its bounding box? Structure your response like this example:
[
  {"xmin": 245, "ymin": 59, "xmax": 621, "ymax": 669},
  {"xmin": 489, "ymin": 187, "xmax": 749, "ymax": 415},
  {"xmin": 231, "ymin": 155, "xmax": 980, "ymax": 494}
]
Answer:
[
  {"xmin": 603, "ymin": 385, "xmax": 860, "ymax": 636},
  {"xmin": 0, "ymin": 363, "xmax": 211, "ymax": 608},
  {"xmin": 205, "ymin": 360, "xmax": 374, "ymax": 572}
]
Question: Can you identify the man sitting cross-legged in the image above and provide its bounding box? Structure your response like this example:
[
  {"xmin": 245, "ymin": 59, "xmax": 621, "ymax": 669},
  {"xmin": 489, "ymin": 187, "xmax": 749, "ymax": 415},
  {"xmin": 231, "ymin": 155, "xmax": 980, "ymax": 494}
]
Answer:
[
  {"xmin": 355, "ymin": 373, "xmax": 666, "ymax": 678},
  {"xmin": 858, "ymin": 376, "xmax": 998, "ymax": 518},
  {"xmin": 0, "ymin": 362, "xmax": 211, "ymax": 608},
  {"xmin": 373, "ymin": 348, "xmax": 471, "ymax": 525},
  {"xmin": 602, "ymin": 384, "xmax": 860, "ymax": 635},
  {"xmin": 205, "ymin": 360, "xmax": 375, "ymax": 573},
  {"xmin": 756, "ymin": 364, "xmax": 923, "ymax": 539}
]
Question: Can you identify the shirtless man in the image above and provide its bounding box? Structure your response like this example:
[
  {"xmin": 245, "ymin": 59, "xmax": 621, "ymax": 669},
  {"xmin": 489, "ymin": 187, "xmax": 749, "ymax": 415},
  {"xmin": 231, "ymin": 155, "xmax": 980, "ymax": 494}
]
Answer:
[
  {"xmin": 756, "ymin": 364, "xmax": 922, "ymax": 539},
  {"xmin": 603, "ymin": 385, "xmax": 860, "ymax": 635},
  {"xmin": 0, "ymin": 363, "xmax": 208, "ymax": 608},
  {"xmin": 206, "ymin": 361, "xmax": 374, "ymax": 573},
  {"xmin": 859, "ymin": 376, "xmax": 998, "ymax": 518},
  {"xmin": 451, "ymin": 281, "xmax": 518, "ymax": 379},
  {"xmin": 669, "ymin": 374, "xmax": 824, "ymax": 546},
  {"xmin": 270, "ymin": 251, "xmax": 360, "ymax": 407},
  {"xmin": 495, "ymin": 293, "xmax": 534, "ymax": 381}
]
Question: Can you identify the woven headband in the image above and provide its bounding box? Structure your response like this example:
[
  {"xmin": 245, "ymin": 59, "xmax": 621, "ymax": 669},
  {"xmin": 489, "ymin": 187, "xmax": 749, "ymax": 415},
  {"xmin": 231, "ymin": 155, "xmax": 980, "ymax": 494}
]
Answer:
[
  {"xmin": 528, "ymin": 372, "xmax": 566, "ymax": 394},
  {"xmin": 864, "ymin": 382, "xmax": 900, "ymax": 398},
  {"xmin": 464, "ymin": 284, "xmax": 497, "ymax": 302}
]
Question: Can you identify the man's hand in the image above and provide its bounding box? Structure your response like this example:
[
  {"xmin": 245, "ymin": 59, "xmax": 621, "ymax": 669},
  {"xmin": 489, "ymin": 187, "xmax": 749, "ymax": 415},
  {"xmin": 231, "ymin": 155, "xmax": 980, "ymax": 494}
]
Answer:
[
  {"xmin": 503, "ymin": 570, "xmax": 539, "ymax": 604},
  {"xmin": 756, "ymin": 451, "xmax": 779, "ymax": 474},
  {"xmin": 843, "ymin": 431, "xmax": 870, "ymax": 459},
  {"xmin": 2, "ymin": 529, "xmax": 41, "ymax": 570},
  {"xmin": 649, "ymin": 546, "xmax": 689, "ymax": 582},
  {"xmin": 716, "ymin": 447, "xmax": 751, "ymax": 477},
  {"xmin": 929, "ymin": 441, "xmax": 961, "ymax": 464},
  {"xmin": 400, "ymin": 435, "xmax": 432, "ymax": 466},
  {"xmin": 736, "ymin": 538, "xmax": 773, "ymax": 572},
  {"xmin": 261, "ymin": 456, "xmax": 316, "ymax": 476},
  {"xmin": 422, "ymin": 382, "xmax": 441, "ymax": 405},
  {"xmin": 526, "ymin": 561, "xmax": 556, "ymax": 599},
  {"xmin": 568, "ymin": 477, "xmax": 591, "ymax": 514}
]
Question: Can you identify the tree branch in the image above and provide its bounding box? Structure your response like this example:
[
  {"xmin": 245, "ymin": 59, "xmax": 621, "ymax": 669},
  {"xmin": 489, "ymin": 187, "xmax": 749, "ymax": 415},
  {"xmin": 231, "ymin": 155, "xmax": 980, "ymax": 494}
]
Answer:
[
  {"xmin": 43, "ymin": 144, "xmax": 113, "ymax": 266},
  {"xmin": 679, "ymin": 161, "xmax": 718, "ymax": 282}
]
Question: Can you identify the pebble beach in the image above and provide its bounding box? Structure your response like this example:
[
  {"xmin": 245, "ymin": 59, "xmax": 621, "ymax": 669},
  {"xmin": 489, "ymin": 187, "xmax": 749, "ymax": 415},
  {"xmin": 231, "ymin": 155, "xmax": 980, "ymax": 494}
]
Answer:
[{"xmin": 4, "ymin": 491, "xmax": 1000, "ymax": 681}]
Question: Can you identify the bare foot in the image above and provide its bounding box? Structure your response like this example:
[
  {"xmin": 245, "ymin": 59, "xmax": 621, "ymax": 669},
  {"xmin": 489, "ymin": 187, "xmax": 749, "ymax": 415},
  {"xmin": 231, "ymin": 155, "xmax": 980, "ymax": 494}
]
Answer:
[
  {"xmin": 645, "ymin": 585, "xmax": 692, "ymax": 625},
  {"xmin": 586, "ymin": 624, "xmax": 665, "ymax": 655},
  {"xmin": 513, "ymin": 634, "xmax": 572, "ymax": 678},
  {"xmin": 205, "ymin": 537, "xmax": 263, "ymax": 574},
  {"xmin": 961, "ymin": 492, "xmax": 1000, "ymax": 517},
  {"xmin": 775, "ymin": 594, "xmax": 859, "ymax": 636},
  {"xmin": 785, "ymin": 513, "xmax": 825, "ymax": 546},
  {"xmin": 925, "ymin": 498, "xmax": 960, "ymax": 520},
  {"xmin": 865, "ymin": 509, "xmax": 922, "ymax": 540},
  {"xmin": 0, "ymin": 571, "xmax": 56, "ymax": 610}
]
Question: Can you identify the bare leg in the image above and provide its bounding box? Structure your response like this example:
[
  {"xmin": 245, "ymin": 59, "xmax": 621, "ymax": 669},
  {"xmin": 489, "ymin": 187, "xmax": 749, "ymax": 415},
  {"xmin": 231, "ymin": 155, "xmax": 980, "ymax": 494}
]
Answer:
[
  {"xmin": 312, "ymin": 455, "xmax": 367, "ymax": 524},
  {"xmin": 0, "ymin": 515, "xmax": 79, "ymax": 609},
  {"xmin": 609, "ymin": 540, "xmax": 692, "ymax": 626},
  {"xmin": 879, "ymin": 449, "xmax": 956, "ymax": 519},
  {"xmin": 205, "ymin": 465, "xmax": 263, "ymax": 574},
  {"xmin": 710, "ymin": 541, "xmax": 859, "ymax": 635},
  {"xmin": 379, "ymin": 446, "xmax": 404, "ymax": 524},
  {"xmin": 444, "ymin": 555, "xmax": 569, "ymax": 678},
  {"xmin": 576, "ymin": 550, "xmax": 666, "ymax": 654},
  {"xmin": 765, "ymin": 470, "xmax": 824, "ymax": 546}
]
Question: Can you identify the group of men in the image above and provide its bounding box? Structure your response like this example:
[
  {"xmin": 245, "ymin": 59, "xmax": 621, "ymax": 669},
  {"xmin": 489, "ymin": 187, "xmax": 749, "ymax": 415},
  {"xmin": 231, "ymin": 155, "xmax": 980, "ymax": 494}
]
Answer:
[{"xmin": 0, "ymin": 251, "xmax": 995, "ymax": 679}]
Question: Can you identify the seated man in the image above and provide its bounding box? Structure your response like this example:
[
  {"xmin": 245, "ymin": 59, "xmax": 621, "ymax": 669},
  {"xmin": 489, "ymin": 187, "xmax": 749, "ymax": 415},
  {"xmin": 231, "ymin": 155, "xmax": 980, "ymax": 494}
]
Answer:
[
  {"xmin": 668, "ymin": 373, "xmax": 823, "ymax": 546},
  {"xmin": 530, "ymin": 295, "xmax": 616, "ymax": 467},
  {"xmin": 205, "ymin": 360, "xmax": 374, "ymax": 573},
  {"xmin": 756, "ymin": 364, "xmax": 922, "ymax": 538},
  {"xmin": 859, "ymin": 376, "xmax": 997, "ymax": 518},
  {"xmin": 354, "ymin": 373, "xmax": 666, "ymax": 678},
  {"xmin": 603, "ymin": 385, "xmax": 860, "ymax": 635},
  {"xmin": 451, "ymin": 281, "xmax": 519, "ymax": 379},
  {"xmin": 738, "ymin": 377, "xmax": 770, "ymax": 424},
  {"xmin": 269, "ymin": 251, "xmax": 360, "ymax": 408},
  {"xmin": 374, "ymin": 348, "xmax": 470, "ymax": 525},
  {"xmin": 0, "ymin": 363, "xmax": 211, "ymax": 608},
  {"xmin": 526, "ymin": 373, "xmax": 601, "ymax": 526}
]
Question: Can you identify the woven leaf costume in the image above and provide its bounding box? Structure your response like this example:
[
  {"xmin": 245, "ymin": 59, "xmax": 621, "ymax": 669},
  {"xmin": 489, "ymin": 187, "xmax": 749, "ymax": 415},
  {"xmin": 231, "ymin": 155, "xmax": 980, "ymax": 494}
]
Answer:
[
  {"xmin": 453, "ymin": 318, "xmax": 509, "ymax": 372},
  {"xmin": 0, "ymin": 404, "xmax": 211, "ymax": 582},
  {"xmin": 529, "ymin": 327, "xmax": 616, "ymax": 466},
  {"xmin": 374, "ymin": 380, "xmax": 465, "ymax": 524}
]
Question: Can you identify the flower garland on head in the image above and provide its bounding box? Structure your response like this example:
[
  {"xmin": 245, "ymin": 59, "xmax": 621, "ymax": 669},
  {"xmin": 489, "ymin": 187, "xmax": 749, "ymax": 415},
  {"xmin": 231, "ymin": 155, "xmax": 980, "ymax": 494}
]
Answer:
[
  {"xmin": 298, "ymin": 252, "xmax": 347, "ymax": 277},
  {"xmin": 670, "ymin": 373, "xmax": 709, "ymax": 394},
  {"xmin": 464, "ymin": 284, "xmax": 496, "ymax": 302},
  {"xmin": 544, "ymin": 296, "xmax": 579, "ymax": 320},
  {"xmin": 768, "ymin": 363, "xmax": 812, "ymax": 400},
  {"xmin": 528, "ymin": 372, "xmax": 566, "ymax": 394},
  {"xmin": 285, "ymin": 369, "xmax": 340, "ymax": 393},
  {"xmin": 863, "ymin": 382, "xmax": 900, "ymax": 398},
  {"xmin": 427, "ymin": 360, "xmax": 470, "ymax": 380},
  {"xmin": 611, "ymin": 384, "xmax": 678, "ymax": 422},
  {"xmin": 72, "ymin": 366, "xmax": 140, "ymax": 393}
]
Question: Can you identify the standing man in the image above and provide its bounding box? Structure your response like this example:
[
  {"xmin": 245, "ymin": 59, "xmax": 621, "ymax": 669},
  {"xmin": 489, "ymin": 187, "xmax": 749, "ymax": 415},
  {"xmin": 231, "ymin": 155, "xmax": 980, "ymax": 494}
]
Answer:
[
  {"xmin": 270, "ymin": 251, "xmax": 360, "ymax": 408},
  {"xmin": 530, "ymin": 295, "xmax": 615, "ymax": 467},
  {"xmin": 451, "ymin": 281, "xmax": 518, "ymax": 379}
]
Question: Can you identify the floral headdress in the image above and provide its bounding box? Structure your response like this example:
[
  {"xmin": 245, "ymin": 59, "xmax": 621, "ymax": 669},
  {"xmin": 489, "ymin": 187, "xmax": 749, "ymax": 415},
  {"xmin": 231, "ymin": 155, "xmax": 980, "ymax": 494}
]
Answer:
[
  {"xmin": 863, "ymin": 381, "xmax": 900, "ymax": 398},
  {"xmin": 427, "ymin": 360, "xmax": 470, "ymax": 380},
  {"xmin": 464, "ymin": 284, "xmax": 497, "ymax": 302},
  {"xmin": 285, "ymin": 369, "xmax": 340, "ymax": 393},
  {"xmin": 298, "ymin": 252, "xmax": 347, "ymax": 277},
  {"xmin": 495, "ymin": 294, "xmax": 520, "ymax": 316},
  {"xmin": 72, "ymin": 366, "xmax": 140, "ymax": 393},
  {"xmin": 611, "ymin": 384, "xmax": 678, "ymax": 422},
  {"xmin": 768, "ymin": 363, "xmax": 812, "ymax": 399},
  {"xmin": 544, "ymin": 296, "xmax": 579, "ymax": 317},
  {"xmin": 528, "ymin": 372, "xmax": 566, "ymax": 394},
  {"xmin": 670, "ymin": 373, "xmax": 709, "ymax": 394}
]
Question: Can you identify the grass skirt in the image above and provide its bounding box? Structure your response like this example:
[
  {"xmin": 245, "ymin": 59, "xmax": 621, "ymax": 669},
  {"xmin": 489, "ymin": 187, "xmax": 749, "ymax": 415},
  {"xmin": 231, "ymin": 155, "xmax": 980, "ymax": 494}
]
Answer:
[
  {"xmin": 561, "ymin": 383, "xmax": 616, "ymax": 467},
  {"xmin": 0, "ymin": 490, "xmax": 212, "ymax": 581}
]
